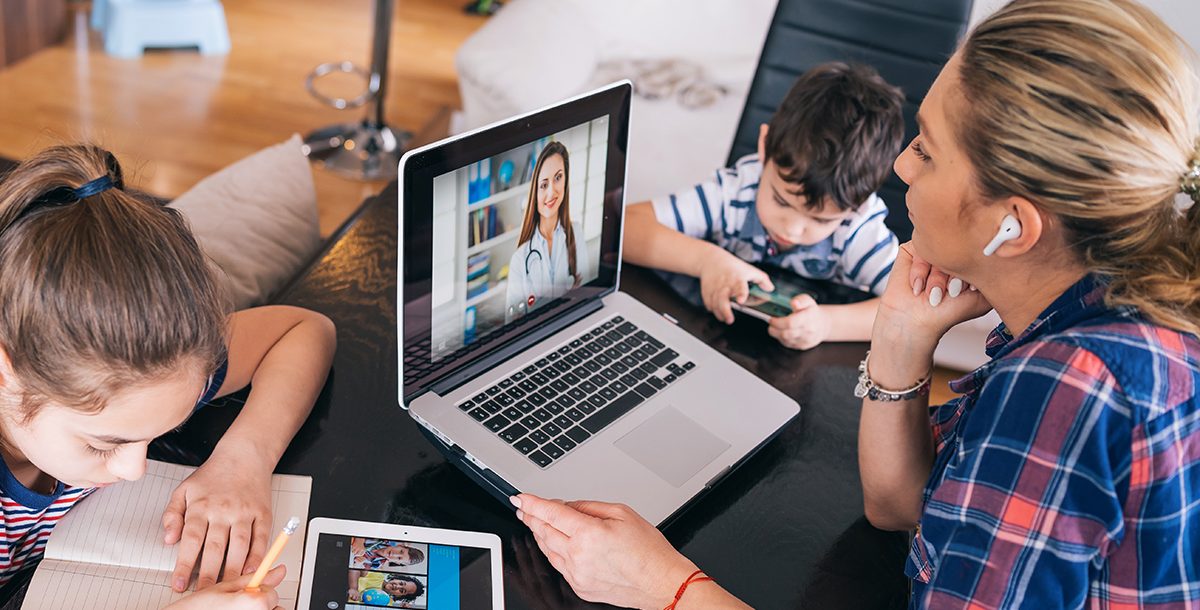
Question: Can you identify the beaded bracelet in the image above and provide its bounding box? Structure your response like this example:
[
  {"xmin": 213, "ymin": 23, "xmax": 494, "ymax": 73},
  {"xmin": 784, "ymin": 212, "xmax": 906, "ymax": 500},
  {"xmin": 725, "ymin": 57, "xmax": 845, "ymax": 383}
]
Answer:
[{"xmin": 854, "ymin": 350, "xmax": 931, "ymax": 402}]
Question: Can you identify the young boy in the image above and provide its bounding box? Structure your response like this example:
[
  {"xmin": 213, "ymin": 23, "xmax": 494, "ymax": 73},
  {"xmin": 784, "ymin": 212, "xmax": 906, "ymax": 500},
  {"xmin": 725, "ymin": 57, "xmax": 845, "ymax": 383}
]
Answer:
[{"xmin": 624, "ymin": 62, "xmax": 905, "ymax": 349}]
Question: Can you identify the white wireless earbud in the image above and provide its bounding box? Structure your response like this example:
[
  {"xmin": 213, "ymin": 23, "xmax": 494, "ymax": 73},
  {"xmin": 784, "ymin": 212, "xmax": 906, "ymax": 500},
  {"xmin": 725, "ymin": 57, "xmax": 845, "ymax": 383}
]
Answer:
[{"xmin": 982, "ymin": 215, "xmax": 1021, "ymax": 256}]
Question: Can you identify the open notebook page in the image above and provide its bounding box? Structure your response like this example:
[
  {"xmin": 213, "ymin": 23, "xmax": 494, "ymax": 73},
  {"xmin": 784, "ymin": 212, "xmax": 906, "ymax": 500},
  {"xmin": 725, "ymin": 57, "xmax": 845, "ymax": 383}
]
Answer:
[{"xmin": 22, "ymin": 460, "xmax": 310, "ymax": 610}]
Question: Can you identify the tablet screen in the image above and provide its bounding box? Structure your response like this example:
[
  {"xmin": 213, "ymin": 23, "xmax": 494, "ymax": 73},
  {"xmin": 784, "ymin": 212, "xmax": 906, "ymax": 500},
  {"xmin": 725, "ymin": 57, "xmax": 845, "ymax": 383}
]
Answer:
[{"xmin": 310, "ymin": 533, "xmax": 493, "ymax": 609}]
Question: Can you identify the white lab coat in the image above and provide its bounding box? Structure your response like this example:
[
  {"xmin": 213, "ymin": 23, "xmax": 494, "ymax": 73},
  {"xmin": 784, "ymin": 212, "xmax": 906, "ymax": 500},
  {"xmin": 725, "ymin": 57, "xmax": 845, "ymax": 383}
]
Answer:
[{"xmin": 505, "ymin": 221, "xmax": 589, "ymax": 320}]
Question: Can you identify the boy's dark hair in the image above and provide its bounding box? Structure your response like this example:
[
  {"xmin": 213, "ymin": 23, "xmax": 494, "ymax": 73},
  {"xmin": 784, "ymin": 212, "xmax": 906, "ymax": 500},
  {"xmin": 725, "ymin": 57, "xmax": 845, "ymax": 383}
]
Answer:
[{"xmin": 764, "ymin": 62, "xmax": 904, "ymax": 212}]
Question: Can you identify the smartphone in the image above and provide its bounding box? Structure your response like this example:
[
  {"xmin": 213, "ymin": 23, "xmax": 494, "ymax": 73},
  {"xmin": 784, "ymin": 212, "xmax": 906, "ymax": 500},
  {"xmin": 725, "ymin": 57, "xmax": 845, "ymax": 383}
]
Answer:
[{"xmin": 731, "ymin": 284, "xmax": 798, "ymax": 321}]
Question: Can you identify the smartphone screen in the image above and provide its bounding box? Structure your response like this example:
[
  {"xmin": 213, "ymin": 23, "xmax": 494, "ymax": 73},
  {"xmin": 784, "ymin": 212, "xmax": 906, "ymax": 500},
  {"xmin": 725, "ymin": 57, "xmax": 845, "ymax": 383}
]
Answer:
[{"xmin": 740, "ymin": 285, "xmax": 795, "ymax": 318}]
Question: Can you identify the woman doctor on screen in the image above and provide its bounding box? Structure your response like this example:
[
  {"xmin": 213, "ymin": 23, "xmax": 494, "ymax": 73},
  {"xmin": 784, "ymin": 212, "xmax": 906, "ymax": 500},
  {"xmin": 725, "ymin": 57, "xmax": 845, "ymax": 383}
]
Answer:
[{"xmin": 505, "ymin": 141, "xmax": 590, "ymax": 319}]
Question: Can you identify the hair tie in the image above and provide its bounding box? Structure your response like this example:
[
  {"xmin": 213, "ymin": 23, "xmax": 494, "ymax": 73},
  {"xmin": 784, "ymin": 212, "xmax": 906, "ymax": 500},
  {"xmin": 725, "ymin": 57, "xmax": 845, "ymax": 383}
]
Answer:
[
  {"xmin": 72, "ymin": 174, "xmax": 115, "ymax": 199},
  {"xmin": 1182, "ymin": 142, "xmax": 1200, "ymax": 205},
  {"xmin": 24, "ymin": 174, "xmax": 118, "ymax": 216},
  {"xmin": 11, "ymin": 174, "xmax": 119, "ymax": 225}
]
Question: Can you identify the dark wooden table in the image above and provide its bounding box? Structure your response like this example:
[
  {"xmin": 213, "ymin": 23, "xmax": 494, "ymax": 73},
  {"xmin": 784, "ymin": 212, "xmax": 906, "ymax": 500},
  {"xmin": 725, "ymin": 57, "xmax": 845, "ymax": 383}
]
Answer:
[
  {"xmin": 0, "ymin": 151, "xmax": 910, "ymax": 608},
  {"xmin": 155, "ymin": 178, "xmax": 911, "ymax": 609}
]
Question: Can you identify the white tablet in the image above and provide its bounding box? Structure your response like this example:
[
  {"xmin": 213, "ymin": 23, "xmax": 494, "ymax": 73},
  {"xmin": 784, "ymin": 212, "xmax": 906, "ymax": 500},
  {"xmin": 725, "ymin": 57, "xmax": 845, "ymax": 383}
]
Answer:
[{"xmin": 297, "ymin": 517, "xmax": 504, "ymax": 610}]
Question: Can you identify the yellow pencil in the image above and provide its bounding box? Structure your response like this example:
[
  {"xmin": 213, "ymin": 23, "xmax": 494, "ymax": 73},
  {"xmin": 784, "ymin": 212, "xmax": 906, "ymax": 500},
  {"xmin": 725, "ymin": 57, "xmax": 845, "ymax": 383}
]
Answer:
[{"xmin": 246, "ymin": 516, "xmax": 300, "ymax": 591}]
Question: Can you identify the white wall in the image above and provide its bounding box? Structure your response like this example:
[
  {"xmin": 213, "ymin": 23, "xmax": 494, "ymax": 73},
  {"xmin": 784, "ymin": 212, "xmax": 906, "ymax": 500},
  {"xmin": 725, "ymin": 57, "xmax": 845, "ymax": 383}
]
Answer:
[{"xmin": 969, "ymin": 0, "xmax": 1200, "ymax": 58}]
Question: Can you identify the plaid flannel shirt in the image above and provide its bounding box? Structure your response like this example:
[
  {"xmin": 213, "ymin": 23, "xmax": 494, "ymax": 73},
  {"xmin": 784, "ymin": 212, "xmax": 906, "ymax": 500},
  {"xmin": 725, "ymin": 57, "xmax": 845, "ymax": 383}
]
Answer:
[{"xmin": 908, "ymin": 275, "xmax": 1200, "ymax": 609}]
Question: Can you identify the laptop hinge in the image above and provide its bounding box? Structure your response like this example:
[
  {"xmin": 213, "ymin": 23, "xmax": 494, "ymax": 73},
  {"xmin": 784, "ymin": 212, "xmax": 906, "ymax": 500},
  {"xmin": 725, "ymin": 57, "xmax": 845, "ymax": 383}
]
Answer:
[{"xmin": 429, "ymin": 297, "xmax": 606, "ymax": 396}]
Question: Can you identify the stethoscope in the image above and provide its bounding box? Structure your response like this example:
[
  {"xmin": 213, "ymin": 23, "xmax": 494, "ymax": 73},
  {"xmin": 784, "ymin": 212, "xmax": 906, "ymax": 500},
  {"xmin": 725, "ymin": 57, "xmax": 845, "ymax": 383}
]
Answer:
[
  {"xmin": 513, "ymin": 242, "xmax": 550, "ymax": 319},
  {"xmin": 525, "ymin": 246, "xmax": 544, "ymax": 275}
]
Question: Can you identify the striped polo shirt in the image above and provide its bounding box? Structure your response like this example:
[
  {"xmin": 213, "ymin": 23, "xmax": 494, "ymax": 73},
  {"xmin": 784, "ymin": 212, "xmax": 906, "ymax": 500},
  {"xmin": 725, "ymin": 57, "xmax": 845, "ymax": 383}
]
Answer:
[
  {"xmin": 649, "ymin": 154, "xmax": 899, "ymax": 295},
  {"xmin": 0, "ymin": 359, "xmax": 227, "ymax": 585}
]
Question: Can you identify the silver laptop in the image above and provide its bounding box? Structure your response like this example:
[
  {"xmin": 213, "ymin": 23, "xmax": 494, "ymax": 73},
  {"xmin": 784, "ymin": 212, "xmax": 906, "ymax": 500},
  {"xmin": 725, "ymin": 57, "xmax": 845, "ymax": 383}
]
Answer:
[{"xmin": 397, "ymin": 82, "xmax": 799, "ymax": 526}]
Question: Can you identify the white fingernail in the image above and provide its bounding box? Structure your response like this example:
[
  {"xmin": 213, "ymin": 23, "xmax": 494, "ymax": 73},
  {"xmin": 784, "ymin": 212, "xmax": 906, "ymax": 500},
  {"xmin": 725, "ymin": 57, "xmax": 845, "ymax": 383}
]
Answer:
[
  {"xmin": 929, "ymin": 287, "xmax": 943, "ymax": 307},
  {"xmin": 948, "ymin": 278, "xmax": 963, "ymax": 298}
]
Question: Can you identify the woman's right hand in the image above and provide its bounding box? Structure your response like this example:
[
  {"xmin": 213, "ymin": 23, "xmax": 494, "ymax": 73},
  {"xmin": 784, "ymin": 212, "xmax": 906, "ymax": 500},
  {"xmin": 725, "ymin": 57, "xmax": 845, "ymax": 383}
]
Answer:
[
  {"xmin": 872, "ymin": 243, "xmax": 993, "ymax": 382},
  {"xmin": 513, "ymin": 494, "xmax": 701, "ymax": 610},
  {"xmin": 163, "ymin": 565, "xmax": 285, "ymax": 610},
  {"xmin": 698, "ymin": 247, "xmax": 775, "ymax": 324},
  {"xmin": 880, "ymin": 243, "xmax": 993, "ymax": 336}
]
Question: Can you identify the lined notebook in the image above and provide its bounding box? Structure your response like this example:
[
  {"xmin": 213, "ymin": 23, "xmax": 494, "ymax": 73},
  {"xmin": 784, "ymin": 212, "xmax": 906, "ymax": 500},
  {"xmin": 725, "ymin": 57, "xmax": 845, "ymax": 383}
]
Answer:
[{"xmin": 22, "ymin": 460, "xmax": 311, "ymax": 610}]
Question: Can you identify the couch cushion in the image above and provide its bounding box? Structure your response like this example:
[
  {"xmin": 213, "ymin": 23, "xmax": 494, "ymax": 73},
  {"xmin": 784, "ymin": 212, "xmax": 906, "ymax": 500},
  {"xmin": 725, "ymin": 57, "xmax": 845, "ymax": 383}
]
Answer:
[{"xmin": 169, "ymin": 134, "xmax": 321, "ymax": 308}]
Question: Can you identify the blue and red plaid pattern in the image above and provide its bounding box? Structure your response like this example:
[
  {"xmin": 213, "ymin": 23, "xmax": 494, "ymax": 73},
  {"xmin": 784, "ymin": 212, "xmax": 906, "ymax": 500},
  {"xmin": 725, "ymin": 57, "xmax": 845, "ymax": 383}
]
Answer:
[{"xmin": 907, "ymin": 275, "xmax": 1200, "ymax": 609}]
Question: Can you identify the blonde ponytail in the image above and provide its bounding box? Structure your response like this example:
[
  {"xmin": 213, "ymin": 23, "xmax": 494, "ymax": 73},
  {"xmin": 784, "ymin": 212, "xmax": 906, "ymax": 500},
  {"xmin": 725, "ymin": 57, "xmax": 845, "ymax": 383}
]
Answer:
[{"xmin": 960, "ymin": 0, "xmax": 1200, "ymax": 336}]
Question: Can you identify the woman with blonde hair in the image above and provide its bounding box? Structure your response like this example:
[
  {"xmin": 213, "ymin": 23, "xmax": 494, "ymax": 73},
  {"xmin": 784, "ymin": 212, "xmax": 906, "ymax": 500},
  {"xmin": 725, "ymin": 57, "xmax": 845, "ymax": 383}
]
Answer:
[
  {"xmin": 506, "ymin": 0, "xmax": 1200, "ymax": 607},
  {"xmin": 505, "ymin": 141, "xmax": 590, "ymax": 319}
]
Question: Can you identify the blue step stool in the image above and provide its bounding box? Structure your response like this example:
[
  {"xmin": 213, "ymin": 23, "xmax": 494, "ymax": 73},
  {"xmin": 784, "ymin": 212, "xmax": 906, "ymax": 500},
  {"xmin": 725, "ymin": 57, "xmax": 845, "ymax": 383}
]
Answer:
[{"xmin": 96, "ymin": 0, "xmax": 231, "ymax": 58}]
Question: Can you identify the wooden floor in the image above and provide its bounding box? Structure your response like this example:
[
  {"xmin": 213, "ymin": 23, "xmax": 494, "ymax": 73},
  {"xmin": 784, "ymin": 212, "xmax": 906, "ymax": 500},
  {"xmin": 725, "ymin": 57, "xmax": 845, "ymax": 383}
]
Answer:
[{"xmin": 0, "ymin": 0, "xmax": 484, "ymax": 235}]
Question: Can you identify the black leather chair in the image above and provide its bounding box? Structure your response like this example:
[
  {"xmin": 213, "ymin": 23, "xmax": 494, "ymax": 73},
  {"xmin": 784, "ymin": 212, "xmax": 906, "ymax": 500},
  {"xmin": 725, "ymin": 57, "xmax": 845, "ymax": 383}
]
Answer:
[{"xmin": 727, "ymin": 0, "xmax": 974, "ymax": 242}]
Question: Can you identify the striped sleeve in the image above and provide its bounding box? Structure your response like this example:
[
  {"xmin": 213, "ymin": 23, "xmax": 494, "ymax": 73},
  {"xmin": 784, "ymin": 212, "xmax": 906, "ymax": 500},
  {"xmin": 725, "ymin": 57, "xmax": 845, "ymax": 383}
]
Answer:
[
  {"xmin": 650, "ymin": 176, "xmax": 727, "ymax": 243},
  {"xmin": 835, "ymin": 195, "xmax": 898, "ymax": 295},
  {"xmin": 195, "ymin": 358, "xmax": 229, "ymax": 408}
]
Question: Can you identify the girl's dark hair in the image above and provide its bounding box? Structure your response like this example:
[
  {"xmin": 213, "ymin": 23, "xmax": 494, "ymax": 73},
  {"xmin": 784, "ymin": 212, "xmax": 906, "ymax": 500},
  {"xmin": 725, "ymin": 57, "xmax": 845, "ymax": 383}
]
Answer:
[
  {"xmin": 0, "ymin": 145, "xmax": 228, "ymax": 418},
  {"xmin": 386, "ymin": 574, "xmax": 426, "ymax": 602}
]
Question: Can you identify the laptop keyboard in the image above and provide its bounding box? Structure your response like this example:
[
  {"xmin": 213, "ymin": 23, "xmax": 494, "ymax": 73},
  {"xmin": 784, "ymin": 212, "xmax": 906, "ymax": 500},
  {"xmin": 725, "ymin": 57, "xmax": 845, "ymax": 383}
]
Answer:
[{"xmin": 455, "ymin": 315, "xmax": 695, "ymax": 469}]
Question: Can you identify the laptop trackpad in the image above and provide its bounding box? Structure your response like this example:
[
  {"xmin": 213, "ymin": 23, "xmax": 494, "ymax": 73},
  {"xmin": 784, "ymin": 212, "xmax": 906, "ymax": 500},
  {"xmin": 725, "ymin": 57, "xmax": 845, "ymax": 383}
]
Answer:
[{"xmin": 614, "ymin": 406, "xmax": 730, "ymax": 488}]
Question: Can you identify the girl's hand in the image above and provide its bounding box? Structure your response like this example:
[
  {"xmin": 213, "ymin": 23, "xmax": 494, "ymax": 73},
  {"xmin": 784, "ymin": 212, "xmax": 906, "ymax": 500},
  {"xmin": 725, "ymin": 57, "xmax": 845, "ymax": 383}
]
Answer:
[
  {"xmin": 698, "ymin": 249, "xmax": 775, "ymax": 325},
  {"xmin": 767, "ymin": 295, "xmax": 830, "ymax": 350},
  {"xmin": 163, "ymin": 565, "xmax": 285, "ymax": 610},
  {"xmin": 513, "ymin": 494, "xmax": 698, "ymax": 610},
  {"xmin": 162, "ymin": 451, "xmax": 273, "ymax": 592}
]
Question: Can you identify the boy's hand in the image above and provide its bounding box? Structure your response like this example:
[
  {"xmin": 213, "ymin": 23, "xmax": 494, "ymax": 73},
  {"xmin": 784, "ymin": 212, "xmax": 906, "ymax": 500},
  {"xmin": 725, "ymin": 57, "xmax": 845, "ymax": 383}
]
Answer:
[
  {"xmin": 767, "ymin": 295, "xmax": 830, "ymax": 350},
  {"xmin": 163, "ymin": 565, "xmax": 285, "ymax": 610},
  {"xmin": 699, "ymin": 248, "xmax": 774, "ymax": 324},
  {"xmin": 163, "ymin": 449, "xmax": 274, "ymax": 592}
]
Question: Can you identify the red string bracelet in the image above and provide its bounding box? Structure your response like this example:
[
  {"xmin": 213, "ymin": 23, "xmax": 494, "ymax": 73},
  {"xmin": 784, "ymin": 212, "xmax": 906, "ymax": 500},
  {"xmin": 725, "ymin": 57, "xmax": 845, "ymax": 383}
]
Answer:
[{"xmin": 664, "ymin": 569, "xmax": 714, "ymax": 610}]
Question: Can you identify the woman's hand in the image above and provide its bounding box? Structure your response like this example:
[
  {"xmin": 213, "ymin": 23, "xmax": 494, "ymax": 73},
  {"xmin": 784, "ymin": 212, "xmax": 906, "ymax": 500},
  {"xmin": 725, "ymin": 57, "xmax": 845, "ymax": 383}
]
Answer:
[
  {"xmin": 163, "ymin": 565, "xmax": 285, "ymax": 610},
  {"xmin": 513, "ymin": 494, "xmax": 699, "ymax": 610},
  {"xmin": 876, "ymin": 244, "xmax": 993, "ymax": 345},
  {"xmin": 767, "ymin": 295, "xmax": 830, "ymax": 350},
  {"xmin": 510, "ymin": 533, "xmax": 597, "ymax": 608},
  {"xmin": 698, "ymin": 248, "xmax": 775, "ymax": 325},
  {"xmin": 870, "ymin": 243, "xmax": 993, "ymax": 386},
  {"xmin": 163, "ymin": 450, "xmax": 273, "ymax": 592}
]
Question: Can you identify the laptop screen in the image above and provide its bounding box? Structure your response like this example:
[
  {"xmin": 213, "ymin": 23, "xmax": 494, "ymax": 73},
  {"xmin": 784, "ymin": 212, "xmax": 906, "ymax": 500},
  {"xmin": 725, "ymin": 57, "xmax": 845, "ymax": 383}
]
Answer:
[{"xmin": 400, "ymin": 84, "xmax": 631, "ymax": 402}]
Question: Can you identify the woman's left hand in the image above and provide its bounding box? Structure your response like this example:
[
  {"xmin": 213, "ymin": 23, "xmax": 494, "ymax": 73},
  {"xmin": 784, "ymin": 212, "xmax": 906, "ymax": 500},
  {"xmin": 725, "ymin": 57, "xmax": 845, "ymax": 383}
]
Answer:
[
  {"xmin": 162, "ymin": 450, "xmax": 273, "ymax": 592},
  {"xmin": 513, "ymin": 494, "xmax": 698, "ymax": 610}
]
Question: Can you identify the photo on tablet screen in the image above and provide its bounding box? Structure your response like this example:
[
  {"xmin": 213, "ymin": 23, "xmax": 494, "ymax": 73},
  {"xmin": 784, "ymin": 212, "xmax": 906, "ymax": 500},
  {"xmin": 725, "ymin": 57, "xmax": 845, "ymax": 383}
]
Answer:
[
  {"xmin": 348, "ymin": 570, "xmax": 428, "ymax": 608},
  {"xmin": 349, "ymin": 538, "xmax": 429, "ymax": 575},
  {"xmin": 313, "ymin": 533, "xmax": 492, "ymax": 609}
]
